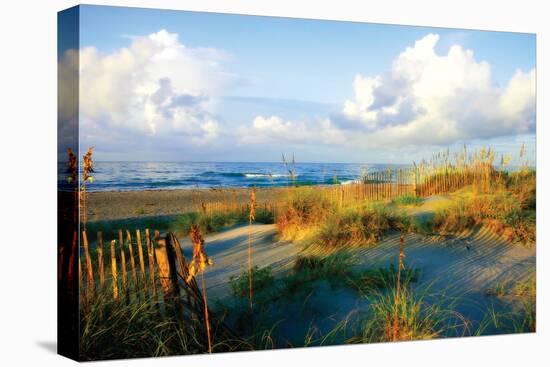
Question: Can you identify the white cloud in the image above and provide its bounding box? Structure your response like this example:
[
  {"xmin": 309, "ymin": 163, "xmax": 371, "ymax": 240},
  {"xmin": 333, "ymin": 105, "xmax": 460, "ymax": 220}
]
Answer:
[
  {"xmin": 61, "ymin": 30, "xmax": 535, "ymax": 160},
  {"xmin": 242, "ymin": 115, "xmax": 346, "ymax": 145},
  {"xmin": 342, "ymin": 33, "xmax": 536, "ymax": 147},
  {"xmin": 73, "ymin": 29, "xmax": 235, "ymax": 145}
]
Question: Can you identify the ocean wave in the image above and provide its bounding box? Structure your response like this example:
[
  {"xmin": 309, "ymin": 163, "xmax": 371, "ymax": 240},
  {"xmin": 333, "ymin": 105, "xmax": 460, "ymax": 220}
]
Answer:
[
  {"xmin": 244, "ymin": 173, "xmax": 298, "ymax": 178},
  {"xmin": 341, "ymin": 179, "xmax": 359, "ymax": 185}
]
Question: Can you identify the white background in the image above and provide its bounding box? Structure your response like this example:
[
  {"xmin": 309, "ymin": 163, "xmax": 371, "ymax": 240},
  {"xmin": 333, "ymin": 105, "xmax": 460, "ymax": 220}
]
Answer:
[{"xmin": 0, "ymin": 0, "xmax": 548, "ymax": 366}]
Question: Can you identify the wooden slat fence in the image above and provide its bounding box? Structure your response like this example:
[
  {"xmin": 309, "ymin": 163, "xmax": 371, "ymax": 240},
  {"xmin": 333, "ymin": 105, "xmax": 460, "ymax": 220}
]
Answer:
[{"xmin": 194, "ymin": 165, "xmax": 499, "ymax": 213}]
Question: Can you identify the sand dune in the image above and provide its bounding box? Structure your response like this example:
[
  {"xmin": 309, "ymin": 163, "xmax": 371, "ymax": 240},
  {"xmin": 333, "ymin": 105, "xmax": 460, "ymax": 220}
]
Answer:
[
  {"xmin": 185, "ymin": 223, "xmax": 534, "ymax": 329},
  {"xmin": 178, "ymin": 224, "xmax": 301, "ymax": 299}
]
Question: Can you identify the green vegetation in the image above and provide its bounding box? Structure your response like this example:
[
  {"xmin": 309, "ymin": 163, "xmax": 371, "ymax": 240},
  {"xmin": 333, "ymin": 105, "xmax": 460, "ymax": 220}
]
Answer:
[
  {"xmin": 350, "ymin": 286, "xmax": 463, "ymax": 343},
  {"xmin": 276, "ymin": 187, "xmax": 336, "ymax": 241},
  {"xmin": 276, "ymin": 189, "xmax": 416, "ymax": 249},
  {"xmin": 229, "ymin": 266, "xmax": 275, "ymax": 297},
  {"xmin": 79, "ymin": 291, "xmax": 249, "ymax": 360},
  {"xmin": 282, "ymin": 252, "xmax": 356, "ymax": 292},
  {"xmin": 392, "ymin": 194, "xmax": 422, "ymax": 206},
  {"xmin": 86, "ymin": 207, "xmax": 275, "ymax": 243},
  {"xmin": 351, "ymin": 264, "xmax": 421, "ymax": 294},
  {"xmin": 431, "ymin": 185, "xmax": 536, "ymax": 246},
  {"xmin": 313, "ymin": 206, "xmax": 414, "ymax": 249},
  {"xmin": 483, "ymin": 271, "xmax": 536, "ymax": 333}
]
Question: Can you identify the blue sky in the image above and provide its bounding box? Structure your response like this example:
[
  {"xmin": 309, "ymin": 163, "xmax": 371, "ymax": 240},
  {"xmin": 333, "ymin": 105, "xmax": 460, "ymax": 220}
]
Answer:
[{"xmin": 62, "ymin": 5, "xmax": 536, "ymax": 163}]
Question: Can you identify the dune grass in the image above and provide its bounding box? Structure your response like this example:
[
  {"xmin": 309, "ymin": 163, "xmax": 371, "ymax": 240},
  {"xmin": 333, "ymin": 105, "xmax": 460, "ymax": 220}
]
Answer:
[
  {"xmin": 431, "ymin": 184, "xmax": 535, "ymax": 246},
  {"xmin": 79, "ymin": 291, "xmax": 231, "ymax": 360},
  {"xmin": 483, "ymin": 270, "xmax": 536, "ymax": 333},
  {"xmin": 392, "ymin": 195, "xmax": 423, "ymax": 206},
  {"xmin": 312, "ymin": 205, "xmax": 415, "ymax": 249},
  {"xmin": 348, "ymin": 285, "xmax": 465, "ymax": 343},
  {"xmin": 276, "ymin": 187, "xmax": 336, "ymax": 241},
  {"xmin": 229, "ymin": 265, "xmax": 276, "ymax": 298},
  {"xmin": 350, "ymin": 264, "xmax": 421, "ymax": 294},
  {"xmin": 86, "ymin": 207, "xmax": 275, "ymax": 244},
  {"xmin": 276, "ymin": 186, "xmax": 417, "ymax": 249}
]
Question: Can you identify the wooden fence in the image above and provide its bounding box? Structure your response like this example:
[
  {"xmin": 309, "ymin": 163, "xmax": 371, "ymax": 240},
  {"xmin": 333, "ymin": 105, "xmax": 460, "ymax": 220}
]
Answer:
[
  {"xmin": 194, "ymin": 164, "xmax": 500, "ymax": 213},
  {"xmin": 80, "ymin": 229, "xmax": 205, "ymax": 314}
]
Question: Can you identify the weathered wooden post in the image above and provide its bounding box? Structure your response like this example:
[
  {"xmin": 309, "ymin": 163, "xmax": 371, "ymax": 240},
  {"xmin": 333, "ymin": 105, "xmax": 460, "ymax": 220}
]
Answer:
[
  {"xmin": 110, "ymin": 240, "xmax": 118, "ymax": 301},
  {"xmin": 145, "ymin": 229, "xmax": 157, "ymax": 296},
  {"xmin": 166, "ymin": 232, "xmax": 189, "ymax": 285},
  {"xmin": 136, "ymin": 229, "xmax": 147, "ymax": 293},
  {"xmin": 81, "ymin": 230, "xmax": 95, "ymax": 294},
  {"xmin": 154, "ymin": 233, "xmax": 182, "ymax": 316},
  {"xmin": 97, "ymin": 231, "xmax": 105, "ymax": 288},
  {"xmin": 126, "ymin": 230, "xmax": 139, "ymax": 293},
  {"xmin": 118, "ymin": 230, "xmax": 128, "ymax": 297}
]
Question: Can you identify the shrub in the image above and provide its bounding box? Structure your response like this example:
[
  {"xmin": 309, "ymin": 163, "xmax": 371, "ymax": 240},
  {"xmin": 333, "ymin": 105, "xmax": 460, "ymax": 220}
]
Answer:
[
  {"xmin": 431, "ymin": 193, "xmax": 535, "ymax": 246},
  {"xmin": 315, "ymin": 210, "xmax": 389, "ymax": 248},
  {"xmin": 431, "ymin": 201, "xmax": 476, "ymax": 234},
  {"xmin": 313, "ymin": 207, "xmax": 414, "ymax": 249},
  {"xmin": 276, "ymin": 188, "xmax": 335, "ymax": 240},
  {"xmin": 502, "ymin": 209, "xmax": 536, "ymax": 246}
]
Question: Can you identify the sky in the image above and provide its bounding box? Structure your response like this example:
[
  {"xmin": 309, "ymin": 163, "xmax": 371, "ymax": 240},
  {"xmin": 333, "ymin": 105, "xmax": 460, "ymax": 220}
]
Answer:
[{"xmin": 58, "ymin": 5, "xmax": 536, "ymax": 163}]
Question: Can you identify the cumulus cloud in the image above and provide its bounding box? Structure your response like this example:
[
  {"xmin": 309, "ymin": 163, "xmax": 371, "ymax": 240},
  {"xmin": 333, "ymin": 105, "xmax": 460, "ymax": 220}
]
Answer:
[
  {"xmin": 61, "ymin": 29, "xmax": 535, "ymax": 160},
  {"xmin": 240, "ymin": 34, "xmax": 535, "ymax": 151},
  {"xmin": 71, "ymin": 29, "xmax": 238, "ymax": 146},
  {"xmin": 241, "ymin": 115, "xmax": 346, "ymax": 145},
  {"xmin": 341, "ymin": 33, "xmax": 536, "ymax": 147}
]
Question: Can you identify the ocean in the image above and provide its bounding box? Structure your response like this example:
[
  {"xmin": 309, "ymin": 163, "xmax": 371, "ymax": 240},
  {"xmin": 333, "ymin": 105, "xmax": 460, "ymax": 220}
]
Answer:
[{"xmin": 59, "ymin": 161, "xmax": 410, "ymax": 192}]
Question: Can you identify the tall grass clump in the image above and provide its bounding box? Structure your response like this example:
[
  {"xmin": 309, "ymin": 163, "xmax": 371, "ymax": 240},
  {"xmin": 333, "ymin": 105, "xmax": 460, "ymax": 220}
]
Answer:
[
  {"xmin": 352, "ymin": 285, "xmax": 463, "ymax": 342},
  {"xmin": 484, "ymin": 271, "xmax": 536, "ymax": 333},
  {"xmin": 432, "ymin": 192, "xmax": 535, "ymax": 246},
  {"xmin": 276, "ymin": 187, "xmax": 336, "ymax": 241},
  {"xmin": 229, "ymin": 266, "xmax": 275, "ymax": 298},
  {"xmin": 351, "ymin": 236, "xmax": 462, "ymax": 343},
  {"xmin": 280, "ymin": 252, "xmax": 356, "ymax": 295},
  {"xmin": 79, "ymin": 292, "xmax": 206, "ymax": 360},
  {"xmin": 313, "ymin": 206, "xmax": 414, "ymax": 249}
]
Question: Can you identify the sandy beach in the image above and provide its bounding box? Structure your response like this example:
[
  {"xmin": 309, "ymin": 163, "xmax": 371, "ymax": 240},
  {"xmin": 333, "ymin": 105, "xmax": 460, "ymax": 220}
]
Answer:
[{"xmin": 87, "ymin": 186, "xmax": 288, "ymax": 221}]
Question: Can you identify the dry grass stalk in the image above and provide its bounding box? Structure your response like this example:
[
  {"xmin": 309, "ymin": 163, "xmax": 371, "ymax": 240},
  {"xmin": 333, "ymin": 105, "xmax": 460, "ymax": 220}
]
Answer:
[
  {"xmin": 248, "ymin": 186, "xmax": 257, "ymax": 310},
  {"xmin": 110, "ymin": 240, "xmax": 119, "ymax": 301},
  {"xmin": 392, "ymin": 234, "xmax": 406, "ymax": 341},
  {"xmin": 188, "ymin": 225, "xmax": 213, "ymax": 353},
  {"xmin": 80, "ymin": 147, "xmax": 94, "ymax": 231},
  {"xmin": 97, "ymin": 231, "xmax": 105, "ymax": 288}
]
